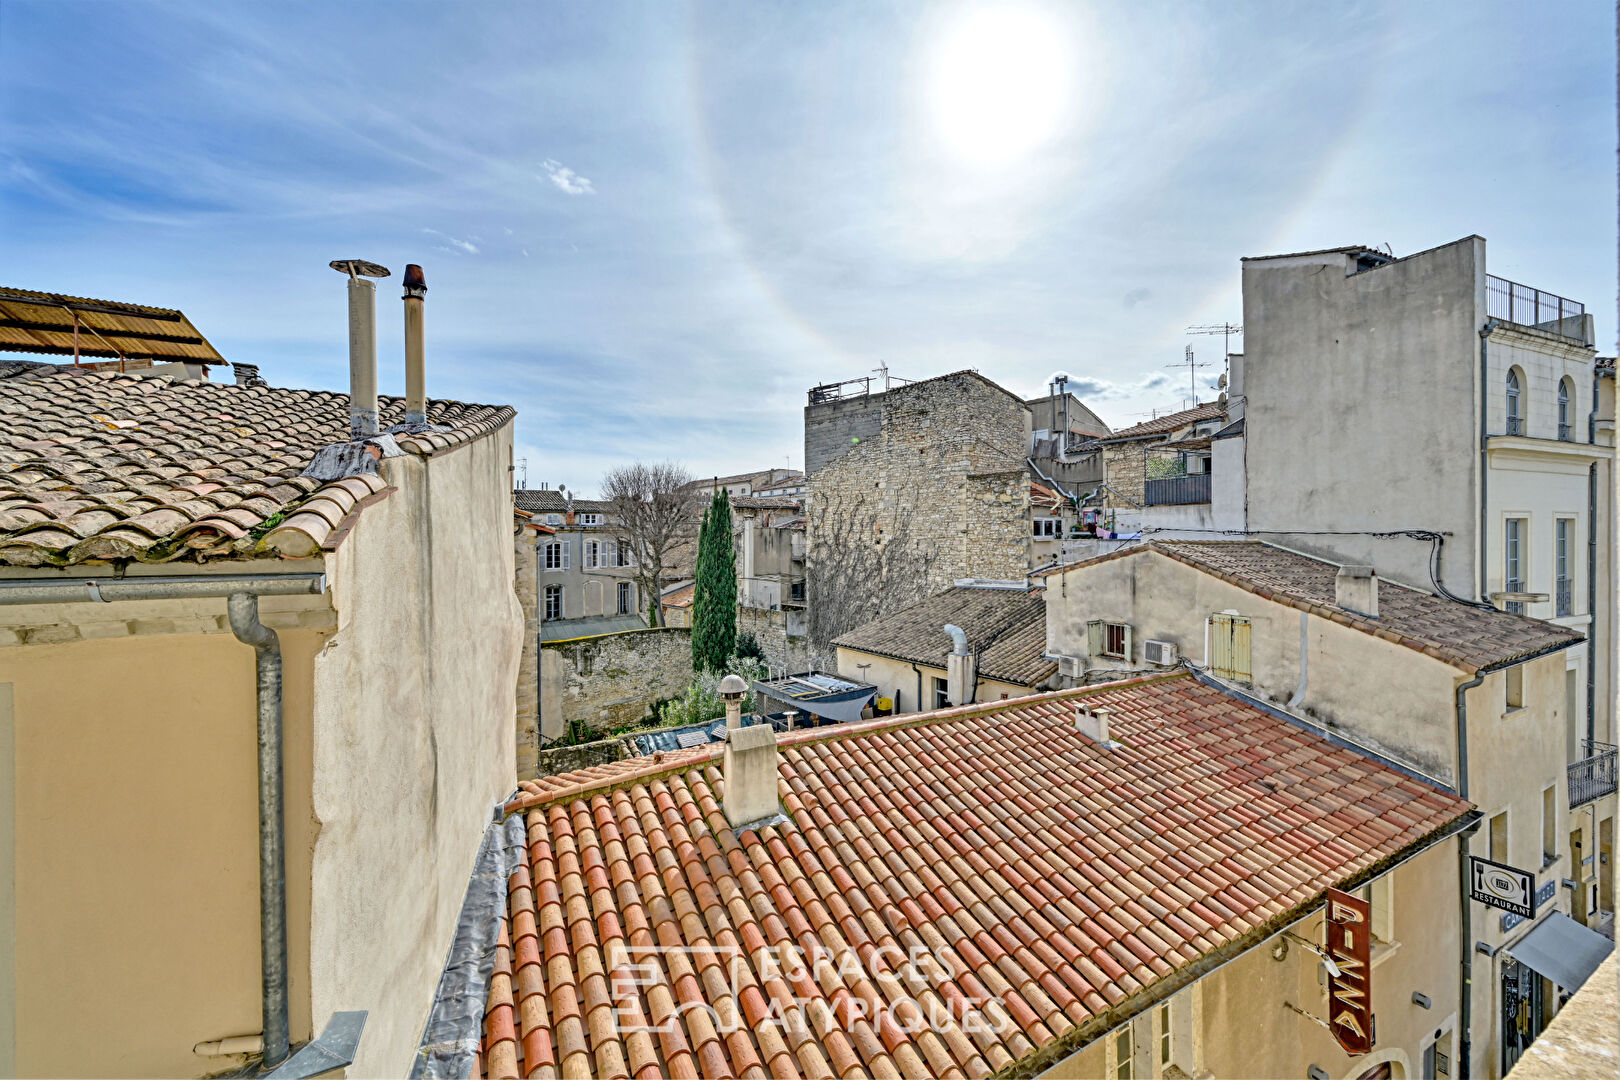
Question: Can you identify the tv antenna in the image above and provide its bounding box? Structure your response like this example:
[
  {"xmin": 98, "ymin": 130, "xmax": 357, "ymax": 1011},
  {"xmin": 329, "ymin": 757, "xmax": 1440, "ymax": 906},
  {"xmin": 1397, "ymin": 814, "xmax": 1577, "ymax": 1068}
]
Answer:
[
  {"xmin": 1167, "ymin": 345, "xmax": 1211, "ymax": 405},
  {"xmin": 1187, "ymin": 322, "xmax": 1243, "ymax": 369}
]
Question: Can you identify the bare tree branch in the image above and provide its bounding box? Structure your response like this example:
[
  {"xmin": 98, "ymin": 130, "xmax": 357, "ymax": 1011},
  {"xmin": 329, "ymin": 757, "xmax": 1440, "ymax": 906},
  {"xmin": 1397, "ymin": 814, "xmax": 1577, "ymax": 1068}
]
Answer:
[
  {"xmin": 805, "ymin": 485, "xmax": 937, "ymax": 659},
  {"xmin": 602, "ymin": 461, "xmax": 700, "ymax": 627}
]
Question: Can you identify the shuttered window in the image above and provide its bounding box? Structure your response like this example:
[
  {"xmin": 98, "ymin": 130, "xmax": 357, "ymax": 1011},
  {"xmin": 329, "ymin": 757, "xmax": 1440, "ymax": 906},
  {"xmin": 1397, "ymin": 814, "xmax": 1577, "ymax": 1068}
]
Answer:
[
  {"xmin": 1087, "ymin": 620, "xmax": 1132, "ymax": 661},
  {"xmin": 1208, "ymin": 613, "xmax": 1252, "ymax": 683}
]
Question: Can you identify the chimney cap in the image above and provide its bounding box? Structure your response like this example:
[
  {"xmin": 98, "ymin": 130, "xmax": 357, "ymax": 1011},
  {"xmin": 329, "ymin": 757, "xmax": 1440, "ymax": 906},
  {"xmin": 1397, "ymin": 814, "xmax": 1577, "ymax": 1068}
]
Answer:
[
  {"xmin": 718, "ymin": 674, "xmax": 750, "ymax": 699},
  {"xmin": 329, "ymin": 259, "xmax": 391, "ymax": 279},
  {"xmin": 403, "ymin": 263, "xmax": 427, "ymax": 296},
  {"xmin": 1336, "ymin": 564, "xmax": 1376, "ymax": 580}
]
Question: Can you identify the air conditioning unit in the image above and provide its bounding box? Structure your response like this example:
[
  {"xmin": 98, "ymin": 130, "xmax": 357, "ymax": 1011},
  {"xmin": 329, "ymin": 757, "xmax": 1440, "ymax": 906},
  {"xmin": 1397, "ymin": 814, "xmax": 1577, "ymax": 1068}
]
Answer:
[
  {"xmin": 1056, "ymin": 655, "xmax": 1086, "ymax": 679},
  {"xmin": 1143, "ymin": 639, "xmax": 1178, "ymax": 667}
]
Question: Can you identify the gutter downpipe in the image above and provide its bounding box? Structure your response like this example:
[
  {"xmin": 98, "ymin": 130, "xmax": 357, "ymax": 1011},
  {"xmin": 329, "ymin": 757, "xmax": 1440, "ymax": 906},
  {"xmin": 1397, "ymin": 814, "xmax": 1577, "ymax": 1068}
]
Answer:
[
  {"xmin": 230, "ymin": 592, "xmax": 290, "ymax": 1070},
  {"xmin": 0, "ymin": 571, "xmax": 324, "ymax": 1070},
  {"xmin": 1454, "ymin": 670, "xmax": 1484, "ymax": 1080},
  {"xmin": 910, "ymin": 661, "xmax": 924, "ymax": 716},
  {"xmin": 1478, "ymin": 320, "xmax": 1499, "ymax": 604},
  {"xmin": 1588, "ymin": 370, "xmax": 1600, "ymax": 745}
]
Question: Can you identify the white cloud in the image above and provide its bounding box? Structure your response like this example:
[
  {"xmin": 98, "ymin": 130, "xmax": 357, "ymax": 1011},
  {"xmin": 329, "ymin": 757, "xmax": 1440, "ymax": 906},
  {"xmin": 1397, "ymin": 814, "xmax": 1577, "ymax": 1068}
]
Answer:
[
  {"xmin": 541, "ymin": 158, "xmax": 595, "ymax": 195},
  {"xmin": 422, "ymin": 227, "xmax": 478, "ymax": 255}
]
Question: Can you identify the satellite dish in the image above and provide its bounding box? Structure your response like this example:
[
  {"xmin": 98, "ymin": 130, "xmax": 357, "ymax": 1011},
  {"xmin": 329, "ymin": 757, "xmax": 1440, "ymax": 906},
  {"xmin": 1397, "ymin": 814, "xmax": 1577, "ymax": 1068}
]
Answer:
[{"xmin": 329, "ymin": 259, "xmax": 391, "ymax": 278}]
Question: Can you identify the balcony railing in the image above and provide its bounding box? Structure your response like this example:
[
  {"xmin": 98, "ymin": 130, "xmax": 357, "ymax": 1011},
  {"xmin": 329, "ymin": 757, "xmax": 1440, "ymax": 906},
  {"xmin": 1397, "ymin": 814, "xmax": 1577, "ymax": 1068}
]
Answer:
[
  {"xmin": 1569, "ymin": 740, "xmax": 1617, "ymax": 808},
  {"xmin": 1505, "ymin": 416, "xmax": 1524, "ymax": 436},
  {"xmin": 1487, "ymin": 275, "xmax": 1588, "ymax": 342},
  {"xmin": 1145, "ymin": 473, "xmax": 1212, "ymax": 506},
  {"xmin": 1505, "ymin": 578, "xmax": 1525, "ymax": 615},
  {"xmin": 1559, "ymin": 422, "xmax": 1574, "ymax": 442},
  {"xmin": 1556, "ymin": 578, "xmax": 1573, "ymax": 617}
]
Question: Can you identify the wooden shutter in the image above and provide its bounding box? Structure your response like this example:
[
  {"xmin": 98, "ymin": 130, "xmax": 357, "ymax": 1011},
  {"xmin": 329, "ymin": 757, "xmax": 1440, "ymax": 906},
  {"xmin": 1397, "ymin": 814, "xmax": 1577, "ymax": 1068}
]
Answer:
[
  {"xmin": 561, "ymin": 539, "xmax": 571, "ymax": 570},
  {"xmin": 1121, "ymin": 623, "xmax": 1133, "ymax": 664},
  {"xmin": 1087, "ymin": 619, "xmax": 1104, "ymax": 658},
  {"xmin": 1209, "ymin": 613, "xmax": 1252, "ymax": 682}
]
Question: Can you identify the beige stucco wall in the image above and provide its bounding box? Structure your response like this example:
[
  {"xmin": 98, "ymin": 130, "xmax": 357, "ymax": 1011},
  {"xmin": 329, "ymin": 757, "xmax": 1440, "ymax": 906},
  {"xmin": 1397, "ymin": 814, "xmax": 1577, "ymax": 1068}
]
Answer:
[
  {"xmin": 1044, "ymin": 551, "xmax": 1465, "ymax": 783},
  {"xmin": 0, "ymin": 614, "xmax": 327, "ymax": 1078},
  {"xmin": 309, "ymin": 431, "xmax": 522, "ymax": 1079},
  {"xmin": 515, "ymin": 526, "xmax": 540, "ymax": 777},
  {"xmin": 1044, "ymin": 841, "xmax": 1461, "ymax": 1080},
  {"xmin": 834, "ymin": 646, "xmax": 1039, "ymax": 714}
]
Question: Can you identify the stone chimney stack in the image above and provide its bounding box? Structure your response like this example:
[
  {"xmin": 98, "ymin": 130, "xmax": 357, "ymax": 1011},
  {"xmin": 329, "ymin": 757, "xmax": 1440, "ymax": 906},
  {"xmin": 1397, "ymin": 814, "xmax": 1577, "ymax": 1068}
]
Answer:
[
  {"xmin": 718, "ymin": 674, "xmax": 778, "ymax": 827},
  {"xmin": 1075, "ymin": 704, "xmax": 1113, "ymax": 745},
  {"xmin": 1334, "ymin": 565, "xmax": 1379, "ymax": 618}
]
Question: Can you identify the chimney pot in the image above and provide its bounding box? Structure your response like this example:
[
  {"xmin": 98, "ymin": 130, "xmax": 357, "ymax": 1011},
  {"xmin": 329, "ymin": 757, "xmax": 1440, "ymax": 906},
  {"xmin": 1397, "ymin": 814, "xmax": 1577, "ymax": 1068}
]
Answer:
[
  {"xmin": 1334, "ymin": 565, "xmax": 1378, "ymax": 618},
  {"xmin": 402, "ymin": 263, "xmax": 428, "ymax": 425},
  {"xmin": 331, "ymin": 259, "xmax": 389, "ymax": 437}
]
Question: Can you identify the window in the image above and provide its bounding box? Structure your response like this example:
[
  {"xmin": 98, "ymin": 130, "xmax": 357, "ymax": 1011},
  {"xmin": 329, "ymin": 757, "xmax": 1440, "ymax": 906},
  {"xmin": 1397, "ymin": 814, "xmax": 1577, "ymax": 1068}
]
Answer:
[
  {"xmin": 545, "ymin": 513, "xmax": 562, "ymax": 526},
  {"xmin": 1158, "ymin": 1004, "xmax": 1171, "ymax": 1067},
  {"xmin": 1555, "ymin": 519, "xmax": 1572, "ymax": 616},
  {"xmin": 584, "ymin": 540, "xmax": 600, "ymax": 569},
  {"xmin": 1087, "ymin": 620, "xmax": 1132, "ymax": 661},
  {"xmin": 579, "ymin": 513, "xmax": 602, "ymax": 525},
  {"xmin": 1489, "ymin": 811, "xmax": 1509, "ymax": 863},
  {"xmin": 1505, "ymin": 664, "xmax": 1524, "ymax": 710},
  {"xmin": 1558, "ymin": 378, "xmax": 1574, "ymax": 440},
  {"xmin": 617, "ymin": 581, "xmax": 633, "ymax": 616},
  {"xmin": 543, "ymin": 585, "xmax": 562, "ymax": 620},
  {"xmin": 1113, "ymin": 1026, "xmax": 1133, "ymax": 1080},
  {"xmin": 1207, "ymin": 613, "xmax": 1253, "ymax": 683},
  {"xmin": 1032, "ymin": 517, "xmax": 1061, "ymax": 539},
  {"xmin": 1504, "ymin": 518, "xmax": 1525, "ymax": 614},
  {"xmin": 543, "ymin": 540, "xmax": 570, "ymax": 571},
  {"xmin": 789, "ymin": 580, "xmax": 806, "ymax": 602},
  {"xmin": 1542, "ymin": 785, "xmax": 1557, "ymax": 864},
  {"xmin": 933, "ymin": 677, "xmax": 950, "ymax": 710},
  {"xmin": 1506, "ymin": 369, "xmax": 1523, "ymax": 435}
]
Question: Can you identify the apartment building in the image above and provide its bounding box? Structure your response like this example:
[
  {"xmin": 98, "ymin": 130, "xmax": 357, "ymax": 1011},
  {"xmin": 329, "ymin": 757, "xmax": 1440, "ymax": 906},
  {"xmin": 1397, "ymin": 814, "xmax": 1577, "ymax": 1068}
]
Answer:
[
  {"xmin": 514, "ymin": 487, "xmax": 644, "ymax": 638},
  {"xmin": 1038, "ymin": 540, "xmax": 1611, "ymax": 1077}
]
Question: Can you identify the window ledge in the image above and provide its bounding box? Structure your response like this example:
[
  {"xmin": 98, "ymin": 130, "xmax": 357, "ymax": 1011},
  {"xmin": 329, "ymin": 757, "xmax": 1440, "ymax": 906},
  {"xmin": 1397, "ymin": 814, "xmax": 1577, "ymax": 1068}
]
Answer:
[{"xmin": 1369, "ymin": 940, "xmax": 1402, "ymax": 969}]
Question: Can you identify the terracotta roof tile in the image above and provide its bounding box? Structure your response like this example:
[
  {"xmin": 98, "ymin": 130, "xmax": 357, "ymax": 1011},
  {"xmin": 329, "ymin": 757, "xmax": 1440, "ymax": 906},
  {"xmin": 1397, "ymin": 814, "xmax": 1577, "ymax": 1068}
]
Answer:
[
  {"xmin": 482, "ymin": 673, "xmax": 1471, "ymax": 1077},
  {"xmin": 0, "ymin": 367, "xmax": 512, "ymax": 566},
  {"xmin": 1093, "ymin": 402, "xmax": 1225, "ymax": 444},
  {"xmin": 1036, "ymin": 540, "xmax": 1581, "ymax": 674},
  {"xmin": 832, "ymin": 587, "xmax": 1058, "ymax": 687}
]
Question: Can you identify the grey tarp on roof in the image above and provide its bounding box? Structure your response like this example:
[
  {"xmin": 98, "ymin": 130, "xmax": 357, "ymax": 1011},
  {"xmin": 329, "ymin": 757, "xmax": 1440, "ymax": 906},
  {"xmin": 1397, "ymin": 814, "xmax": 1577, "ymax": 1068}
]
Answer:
[
  {"xmin": 1506, "ymin": 911, "xmax": 1613, "ymax": 990},
  {"xmin": 752, "ymin": 674, "xmax": 875, "ymax": 725}
]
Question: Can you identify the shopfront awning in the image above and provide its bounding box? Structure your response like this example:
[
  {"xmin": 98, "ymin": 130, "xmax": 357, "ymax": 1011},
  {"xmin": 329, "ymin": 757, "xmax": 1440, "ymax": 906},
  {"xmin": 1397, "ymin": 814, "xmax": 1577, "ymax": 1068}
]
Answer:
[{"xmin": 1505, "ymin": 911, "xmax": 1614, "ymax": 991}]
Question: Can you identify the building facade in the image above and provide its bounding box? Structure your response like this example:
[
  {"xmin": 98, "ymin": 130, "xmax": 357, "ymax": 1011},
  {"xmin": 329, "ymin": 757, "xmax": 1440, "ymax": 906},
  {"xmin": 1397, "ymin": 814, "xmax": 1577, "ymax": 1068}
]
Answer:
[
  {"xmin": 1040, "ymin": 540, "xmax": 1611, "ymax": 1078},
  {"xmin": 515, "ymin": 488, "xmax": 645, "ymax": 638}
]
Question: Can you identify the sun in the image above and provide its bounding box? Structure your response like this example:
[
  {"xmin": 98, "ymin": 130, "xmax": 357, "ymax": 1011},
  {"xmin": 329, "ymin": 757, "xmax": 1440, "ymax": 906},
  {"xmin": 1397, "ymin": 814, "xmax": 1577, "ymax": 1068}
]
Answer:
[{"xmin": 927, "ymin": 4, "xmax": 1072, "ymax": 166}]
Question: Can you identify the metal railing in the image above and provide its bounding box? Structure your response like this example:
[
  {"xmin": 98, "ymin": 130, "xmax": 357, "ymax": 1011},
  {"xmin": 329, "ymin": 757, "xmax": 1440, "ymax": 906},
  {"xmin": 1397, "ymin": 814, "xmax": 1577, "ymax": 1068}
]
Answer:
[
  {"xmin": 1569, "ymin": 740, "xmax": 1617, "ymax": 808},
  {"xmin": 1487, "ymin": 275, "xmax": 1587, "ymax": 341},
  {"xmin": 1559, "ymin": 422, "xmax": 1573, "ymax": 442},
  {"xmin": 1505, "ymin": 416, "xmax": 1524, "ymax": 436},
  {"xmin": 1145, "ymin": 473, "xmax": 1212, "ymax": 506},
  {"xmin": 1556, "ymin": 578, "xmax": 1573, "ymax": 617},
  {"xmin": 1505, "ymin": 578, "xmax": 1525, "ymax": 615}
]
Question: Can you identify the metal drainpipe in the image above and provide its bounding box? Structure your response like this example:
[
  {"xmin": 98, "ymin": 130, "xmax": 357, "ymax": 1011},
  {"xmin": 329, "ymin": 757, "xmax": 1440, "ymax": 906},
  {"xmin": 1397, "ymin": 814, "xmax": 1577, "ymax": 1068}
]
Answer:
[
  {"xmin": 0, "ymin": 572, "xmax": 323, "ymax": 1069},
  {"xmin": 229, "ymin": 593, "xmax": 290, "ymax": 1069},
  {"xmin": 1588, "ymin": 462, "xmax": 1599, "ymax": 744},
  {"xmin": 1478, "ymin": 321, "xmax": 1499, "ymax": 603},
  {"xmin": 1456, "ymin": 814, "xmax": 1484, "ymax": 1080},
  {"xmin": 910, "ymin": 661, "xmax": 924, "ymax": 715},
  {"xmin": 1452, "ymin": 674, "xmax": 1483, "ymax": 1079}
]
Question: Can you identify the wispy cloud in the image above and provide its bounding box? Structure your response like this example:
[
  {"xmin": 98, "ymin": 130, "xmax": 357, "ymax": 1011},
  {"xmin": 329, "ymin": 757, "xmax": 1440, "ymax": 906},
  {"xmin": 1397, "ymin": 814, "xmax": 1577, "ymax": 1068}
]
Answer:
[
  {"xmin": 1065, "ymin": 372, "xmax": 1173, "ymax": 401},
  {"xmin": 422, "ymin": 227, "xmax": 479, "ymax": 255},
  {"xmin": 541, "ymin": 159, "xmax": 595, "ymax": 195}
]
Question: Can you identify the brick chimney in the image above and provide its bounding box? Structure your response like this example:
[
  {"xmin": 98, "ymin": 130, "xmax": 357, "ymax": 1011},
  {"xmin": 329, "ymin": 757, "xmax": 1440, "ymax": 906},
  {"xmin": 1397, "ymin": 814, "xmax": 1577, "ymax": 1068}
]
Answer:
[{"xmin": 1334, "ymin": 565, "xmax": 1378, "ymax": 618}]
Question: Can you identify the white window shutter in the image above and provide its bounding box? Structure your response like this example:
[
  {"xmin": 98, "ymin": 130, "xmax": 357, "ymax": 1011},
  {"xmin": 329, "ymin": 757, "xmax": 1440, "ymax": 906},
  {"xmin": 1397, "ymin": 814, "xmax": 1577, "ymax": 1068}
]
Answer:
[
  {"xmin": 561, "ymin": 539, "xmax": 571, "ymax": 570},
  {"xmin": 1087, "ymin": 619, "xmax": 1104, "ymax": 658},
  {"xmin": 1122, "ymin": 623, "xmax": 1134, "ymax": 664}
]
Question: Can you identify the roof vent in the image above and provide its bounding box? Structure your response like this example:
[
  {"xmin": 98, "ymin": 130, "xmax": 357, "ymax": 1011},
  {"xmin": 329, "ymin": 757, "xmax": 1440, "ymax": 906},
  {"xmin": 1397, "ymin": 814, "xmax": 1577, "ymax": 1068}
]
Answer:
[
  {"xmin": 1334, "ymin": 565, "xmax": 1378, "ymax": 618},
  {"xmin": 1074, "ymin": 704, "xmax": 1116, "ymax": 746},
  {"xmin": 330, "ymin": 259, "xmax": 390, "ymax": 437}
]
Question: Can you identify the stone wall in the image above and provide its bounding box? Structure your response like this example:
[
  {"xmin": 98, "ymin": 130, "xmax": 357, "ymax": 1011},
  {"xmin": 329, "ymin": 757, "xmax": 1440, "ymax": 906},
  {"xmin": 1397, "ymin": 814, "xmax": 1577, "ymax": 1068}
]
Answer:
[
  {"xmin": 514, "ymin": 525, "xmax": 540, "ymax": 777},
  {"xmin": 738, "ymin": 605, "xmax": 818, "ymax": 672},
  {"xmin": 539, "ymin": 626, "xmax": 692, "ymax": 743},
  {"xmin": 1102, "ymin": 442, "xmax": 1148, "ymax": 508},
  {"xmin": 804, "ymin": 392, "xmax": 885, "ymax": 476},
  {"xmin": 806, "ymin": 371, "xmax": 1033, "ymax": 602}
]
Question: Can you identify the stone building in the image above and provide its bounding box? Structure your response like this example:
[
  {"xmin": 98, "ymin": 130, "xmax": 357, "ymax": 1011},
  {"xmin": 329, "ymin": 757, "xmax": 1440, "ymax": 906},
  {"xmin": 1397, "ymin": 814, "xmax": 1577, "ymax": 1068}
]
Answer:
[
  {"xmin": 802, "ymin": 370, "xmax": 1036, "ymax": 653},
  {"xmin": 514, "ymin": 486, "xmax": 644, "ymax": 638},
  {"xmin": 511, "ymin": 509, "xmax": 554, "ymax": 778}
]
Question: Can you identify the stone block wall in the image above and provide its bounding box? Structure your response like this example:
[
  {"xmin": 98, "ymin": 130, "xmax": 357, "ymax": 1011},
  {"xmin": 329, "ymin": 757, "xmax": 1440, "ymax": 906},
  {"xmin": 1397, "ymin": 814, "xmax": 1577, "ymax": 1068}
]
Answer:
[
  {"xmin": 1103, "ymin": 442, "xmax": 1148, "ymax": 507},
  {"xmin": 804, "ymin": 392, "xmax": 885, "ymax": 476},
  {"xmin": 538, "ymin": 627, "xmax": 692, "ymax": 748},
  {"xmin": 514, "ymin": 526, "xmax": 540, "ymax": 777},
  {"xmin": 806, "ymin": 371, "xmax": 1033, "ymax": 601}
]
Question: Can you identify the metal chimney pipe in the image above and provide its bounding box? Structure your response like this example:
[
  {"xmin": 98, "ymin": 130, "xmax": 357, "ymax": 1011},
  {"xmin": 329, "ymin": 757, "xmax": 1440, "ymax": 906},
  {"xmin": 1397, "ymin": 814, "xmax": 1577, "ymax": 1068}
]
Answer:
[
  {"xmin": 330, "ymin": 260, "xmax": 389, "ymax": 437},
  {"xmin": 347, "ymin": 276, "xmax": 378, "ymax": 437},
  {"xmin": 402, "ymin": 263, "xmax": 428, "ymax": 425}
]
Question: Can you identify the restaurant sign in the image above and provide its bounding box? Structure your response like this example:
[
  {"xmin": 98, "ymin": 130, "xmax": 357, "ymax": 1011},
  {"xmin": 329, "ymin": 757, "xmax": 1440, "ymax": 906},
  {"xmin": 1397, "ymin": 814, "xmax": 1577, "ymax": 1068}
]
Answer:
[
  {"xmin": 1325, "ymin": 887, "xmax": 1375, "ymax": 1056},
  {"xmin": 1470, "ymin": 856, "xmax": 1536, "ymax": 919}
]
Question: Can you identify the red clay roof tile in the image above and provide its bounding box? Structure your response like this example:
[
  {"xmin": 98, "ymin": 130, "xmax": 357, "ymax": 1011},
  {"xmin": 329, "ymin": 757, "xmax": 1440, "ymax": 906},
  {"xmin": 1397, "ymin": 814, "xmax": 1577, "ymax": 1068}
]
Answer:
[{"xmin": 482, "ymin": 673, "xmax": 1469, "ymax": 1077}]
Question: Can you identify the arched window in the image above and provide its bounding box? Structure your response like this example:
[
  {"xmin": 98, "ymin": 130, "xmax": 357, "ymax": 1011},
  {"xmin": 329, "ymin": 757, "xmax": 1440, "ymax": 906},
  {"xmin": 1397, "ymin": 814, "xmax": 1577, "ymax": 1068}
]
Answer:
[
  {"xmin": 1558, "ymin": 377, "xmax": 1573, "ymax": 440},
  {"xmin": 1506, "ymin": 369, "xmax": 1523, "ymax": 435}
]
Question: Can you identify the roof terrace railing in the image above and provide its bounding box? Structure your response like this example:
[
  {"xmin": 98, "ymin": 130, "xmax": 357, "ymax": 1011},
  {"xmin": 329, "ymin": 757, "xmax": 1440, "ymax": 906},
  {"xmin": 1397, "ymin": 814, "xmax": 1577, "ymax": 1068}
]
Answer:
[
  {"xmin": 1569, "ymin": 740, "xmax": 1617, "ymax": 808},
  {"xmin": 1487, "ymin": 275, "xmax": 1588, "ymax": 342}
]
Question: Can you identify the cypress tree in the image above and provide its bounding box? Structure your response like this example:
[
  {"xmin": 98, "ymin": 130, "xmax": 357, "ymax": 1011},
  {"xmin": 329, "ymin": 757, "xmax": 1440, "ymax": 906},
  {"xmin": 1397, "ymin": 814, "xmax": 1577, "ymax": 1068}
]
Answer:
[{"xmin": 692, "ymin": 488, "xmax": 737, "ymax": 672}]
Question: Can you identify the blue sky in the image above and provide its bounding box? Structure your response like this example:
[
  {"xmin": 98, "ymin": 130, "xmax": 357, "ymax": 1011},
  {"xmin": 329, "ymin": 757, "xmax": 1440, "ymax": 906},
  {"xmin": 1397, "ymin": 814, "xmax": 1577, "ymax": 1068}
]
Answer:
[{"xmin": 1, "ymin": 2, "xmax": 1613, "ymax": 496}]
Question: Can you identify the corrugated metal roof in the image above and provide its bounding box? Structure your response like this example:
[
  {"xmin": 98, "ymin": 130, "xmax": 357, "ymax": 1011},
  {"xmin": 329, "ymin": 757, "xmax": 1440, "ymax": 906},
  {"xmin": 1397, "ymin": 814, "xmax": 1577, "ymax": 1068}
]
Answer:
[{"xmin": 0, "ymin": 286, "xmax": 224, "ymax": 364}]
